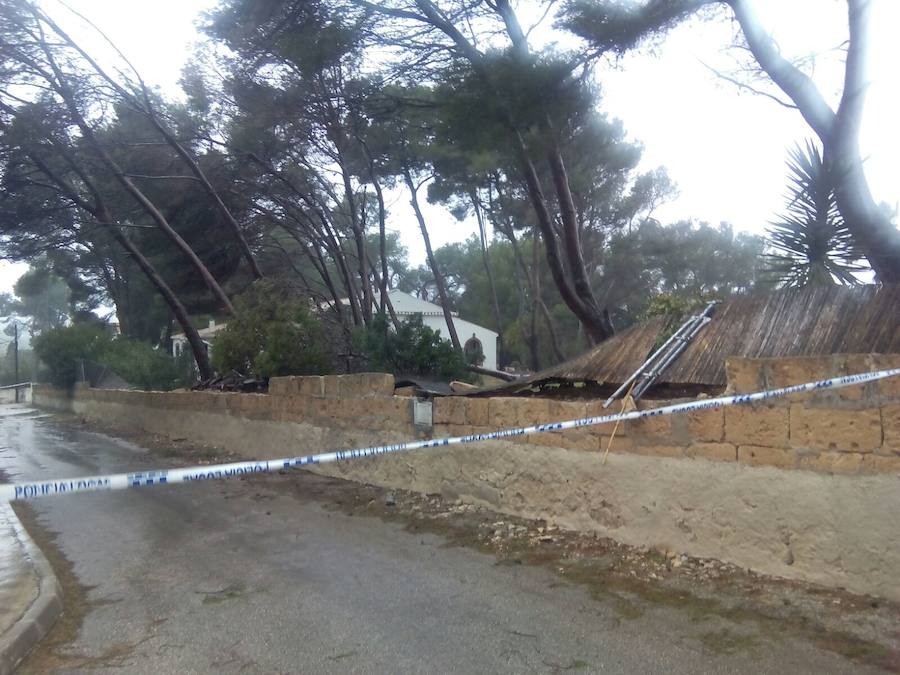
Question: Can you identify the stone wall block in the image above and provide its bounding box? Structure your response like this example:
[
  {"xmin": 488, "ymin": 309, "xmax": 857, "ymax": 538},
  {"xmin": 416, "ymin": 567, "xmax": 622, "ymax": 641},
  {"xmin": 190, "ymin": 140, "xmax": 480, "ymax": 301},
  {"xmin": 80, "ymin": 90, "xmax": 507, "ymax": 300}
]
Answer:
[
  {"xmin": 298, "ymin": 376, "xmax": 325, "ymax": 397},
  {"xmin": 832, "ymin": 355, "xmax": 875, "ymax": 401},
  {"xmin": 465, "ymin": 398, "xmax": 491, "ymax": 427},
  {"xmin": 761, "ymin": 357, "xmax": 834, "ymax": 405},
  {"xmin": 764, "ymin": 357, "xmax": 823, "ymax": 389},
  {"xmin": 433, "ymin": 397, "xmax": 467, "ymax": 425},
  {"xmin": 227, "ymin": 394, "xmax": 272, "ymax": 420},
  {"xmin": 526, "ymin": 430, "xmax": 565, "ymax": 449},
  {"xmin": 333, "ymin": 397, "xmax": 371, "ymax": 428},
  {"xmin": 798, "ymin": 451, "xmax": 864, "ymax": 474},
  {"xmin": 685, "ymin": 442, "xmax": 737, "ymax": 462},
  {"xmin": 339, "ymin": 373, "xmax": 395, "ymax": 398},
  {"xmin": 879, "ymin": 403, "xmax": 900, "ymax": 454},
  {"xmin": 737, "ymin": 445, "xmax": 796, "ymax": 469},
  {"xmin": 872, "ymin": 355, "xmax": 900, "ymax": 399},
  {"xmin": 790, "ymin": 404, "xmax": 881, "ymax": 453},
  {"xmin": 268, "ymin": 377, "xmax": 292, "ymax": 396},
  {"xmin": 584, "ymin": 400, "xmax": 629, "ymax": 437},
  {"xmin": 861, "ymin": 454, "xmax": 900, "ymax": 473},
  {"xmin": 368, "ymin": 398, "xmax": 412, "ymax": 430},
  {"xmin": 516, "ymin": 398, "xmax": 551, "ymax": 427},
  {"xmin": 686, "ymin": 407, "xmax": 725, "ymax": 442},
  {"xmin": 559, "ymin": 430, "xmax": 599, "ymax": 451},
  {"xmin": 323, "ymin": 375, "xmax": 341, "ymax": 399},
  {"xmin": 548, "ymin": 400, "xmax": 587, "ymax": 424},
  {"xmin": 309, "ymin": 397, "xmax": 332, "ymax": 421},
  {"xmin": 629, "ymin": 406, "xmax": 674, "ymax": 442},
  {"xmin": 725, "ymin": 357, "xmax": 763, "ymax": 394},
  {"xmin": 725, "ymin": 404, "xmax": 789, "ymax": 447},
  {"xmin": 488, "ymin": 397, "xmax": 520, "ymax": 428}
]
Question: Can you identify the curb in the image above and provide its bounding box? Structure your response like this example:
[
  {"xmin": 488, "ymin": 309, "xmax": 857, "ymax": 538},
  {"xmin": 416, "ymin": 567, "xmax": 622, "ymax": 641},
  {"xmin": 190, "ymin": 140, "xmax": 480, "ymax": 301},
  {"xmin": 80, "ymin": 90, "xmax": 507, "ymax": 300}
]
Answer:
[{"xmin": 0, "ymin": 503, "xmax": 63, "ymax": 675}]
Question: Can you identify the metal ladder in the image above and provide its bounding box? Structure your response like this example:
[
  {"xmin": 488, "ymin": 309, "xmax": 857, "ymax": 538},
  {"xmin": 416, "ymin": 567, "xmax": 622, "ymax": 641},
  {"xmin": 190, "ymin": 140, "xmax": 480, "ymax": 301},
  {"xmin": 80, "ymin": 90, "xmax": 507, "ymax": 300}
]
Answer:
[{"xmin": 602, "ymin": 301, "xmax": 718, "ymax": 408}]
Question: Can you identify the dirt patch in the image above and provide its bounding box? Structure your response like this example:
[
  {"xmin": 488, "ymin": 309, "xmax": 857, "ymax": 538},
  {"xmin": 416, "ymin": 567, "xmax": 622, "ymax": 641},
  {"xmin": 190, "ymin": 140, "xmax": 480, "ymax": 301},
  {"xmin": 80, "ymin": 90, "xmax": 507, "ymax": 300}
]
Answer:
[{"xmin": 46, "ymin": 412, "xmax": 900, "ymax": 672}]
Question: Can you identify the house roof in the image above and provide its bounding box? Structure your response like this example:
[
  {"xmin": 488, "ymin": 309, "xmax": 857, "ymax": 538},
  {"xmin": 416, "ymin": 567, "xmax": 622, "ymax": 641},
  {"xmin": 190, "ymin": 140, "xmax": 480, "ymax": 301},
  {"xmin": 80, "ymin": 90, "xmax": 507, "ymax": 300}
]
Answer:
[
  {"xmin": 386, "ymin": 289, "xmax": 459, "ymax": 317},
  {"xmin": 473, "ymin": 284, "xmax": 900, "ymax": 395},
  {"xmin": 172, "ymin": 322, "xmax": 227, "ymax": 341},
  {"xmin": 325, "ymin": 290, "xmax": 498, "ymax": 337}
]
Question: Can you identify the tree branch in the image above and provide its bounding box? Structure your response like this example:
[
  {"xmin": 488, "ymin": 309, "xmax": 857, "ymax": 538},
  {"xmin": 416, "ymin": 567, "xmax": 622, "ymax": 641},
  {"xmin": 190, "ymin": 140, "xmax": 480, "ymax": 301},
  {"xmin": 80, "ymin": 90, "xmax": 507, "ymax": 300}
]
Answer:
[
  {"xmin": 727, "ymin": 0, "xmax": 835, "ymax": 140},
  {"xmin": 697, "ymin": 59, "xmax": 797, "ymax": 109}
]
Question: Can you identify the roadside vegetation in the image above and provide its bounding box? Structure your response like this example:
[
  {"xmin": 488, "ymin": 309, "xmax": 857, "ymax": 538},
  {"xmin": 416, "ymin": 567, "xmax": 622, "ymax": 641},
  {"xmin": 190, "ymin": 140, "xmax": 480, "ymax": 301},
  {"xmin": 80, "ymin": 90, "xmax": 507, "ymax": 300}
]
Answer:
[
  {"xmin": 210, "ymin": 281, "xmax": 332, "ymax": 379},
  {"xmin": 33, "ymin": 324, "xmax": 189, "ymax": 390}
]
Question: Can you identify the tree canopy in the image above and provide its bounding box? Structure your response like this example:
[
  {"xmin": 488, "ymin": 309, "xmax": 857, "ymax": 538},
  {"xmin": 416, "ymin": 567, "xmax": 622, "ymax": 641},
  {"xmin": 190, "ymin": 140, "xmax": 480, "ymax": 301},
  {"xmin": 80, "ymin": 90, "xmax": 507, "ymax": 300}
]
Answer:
[{"xmin": 0, "ymin": 0, "xmax": 890, "ymax": 381}]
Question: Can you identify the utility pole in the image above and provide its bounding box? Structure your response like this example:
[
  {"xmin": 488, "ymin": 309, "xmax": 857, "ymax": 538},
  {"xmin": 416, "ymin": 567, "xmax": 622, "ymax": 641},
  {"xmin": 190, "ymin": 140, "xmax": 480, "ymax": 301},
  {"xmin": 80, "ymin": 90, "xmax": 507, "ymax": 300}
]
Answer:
[{"xmin": 13, "ymin": 322, "xmax": 19, "ymax": 403}]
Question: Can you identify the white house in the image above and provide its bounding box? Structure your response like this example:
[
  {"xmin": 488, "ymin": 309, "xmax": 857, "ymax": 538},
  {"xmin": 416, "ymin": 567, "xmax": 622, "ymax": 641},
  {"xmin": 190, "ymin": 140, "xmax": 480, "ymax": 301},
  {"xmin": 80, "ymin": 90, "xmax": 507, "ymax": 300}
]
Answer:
[
  {"xmin": 171, "ymin": 319, "xmax": 226, "ymax": 359},
  {"xmin": 385, "ymin": 290, "xmax": 499, "ymax": 371},
  {"xmin": 172, "ymin": 291, "xmax": 500, "ymax": 370}
]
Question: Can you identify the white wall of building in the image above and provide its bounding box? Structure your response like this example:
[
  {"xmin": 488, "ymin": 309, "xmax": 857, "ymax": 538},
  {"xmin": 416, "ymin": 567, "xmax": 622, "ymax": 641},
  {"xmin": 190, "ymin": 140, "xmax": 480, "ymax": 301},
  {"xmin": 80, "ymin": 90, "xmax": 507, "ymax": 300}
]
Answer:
[
  {"xmin": 389, "ymin": 290, "xmax": 498, "ymax": 370},
  {"xmin": 170, "ymin": 293, "xmax": 500, "ymax": 371}
]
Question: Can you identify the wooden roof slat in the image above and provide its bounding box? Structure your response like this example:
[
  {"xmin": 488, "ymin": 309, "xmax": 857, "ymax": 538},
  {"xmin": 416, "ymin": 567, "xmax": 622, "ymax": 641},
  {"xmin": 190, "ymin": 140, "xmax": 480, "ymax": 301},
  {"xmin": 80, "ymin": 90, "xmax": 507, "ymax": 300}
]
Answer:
[{"xmin": 478, "ymin": 284, "xmax": 900, "ymax": 395}]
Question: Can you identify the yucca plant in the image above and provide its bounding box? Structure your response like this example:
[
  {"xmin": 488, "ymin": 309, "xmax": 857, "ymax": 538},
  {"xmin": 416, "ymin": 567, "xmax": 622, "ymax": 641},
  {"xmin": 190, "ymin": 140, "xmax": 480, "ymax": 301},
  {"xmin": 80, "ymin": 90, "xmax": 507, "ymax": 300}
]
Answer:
[{"xmin": 764, "ymin": 141, "xmax": 864, "ymax": 288}]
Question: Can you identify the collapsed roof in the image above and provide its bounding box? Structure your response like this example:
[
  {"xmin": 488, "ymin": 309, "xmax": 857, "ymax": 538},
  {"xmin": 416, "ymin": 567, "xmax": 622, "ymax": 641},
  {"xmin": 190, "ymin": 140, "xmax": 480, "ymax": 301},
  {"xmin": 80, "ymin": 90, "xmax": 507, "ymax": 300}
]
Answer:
[{"xmin": 472, "ymin": 284, "xmax": 900, "ymax": 397}]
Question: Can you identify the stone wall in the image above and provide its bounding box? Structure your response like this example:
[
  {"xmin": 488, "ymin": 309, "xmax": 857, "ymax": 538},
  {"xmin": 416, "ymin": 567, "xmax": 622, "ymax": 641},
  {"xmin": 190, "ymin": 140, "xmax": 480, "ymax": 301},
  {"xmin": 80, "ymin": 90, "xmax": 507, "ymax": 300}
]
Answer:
[
  {"xmin": 32, "ymin": 354, "xmax": 900, "ymax": 600},
  {"xmin": 430, "ymin": 353, "xmax": 900, "ymax": 474}
]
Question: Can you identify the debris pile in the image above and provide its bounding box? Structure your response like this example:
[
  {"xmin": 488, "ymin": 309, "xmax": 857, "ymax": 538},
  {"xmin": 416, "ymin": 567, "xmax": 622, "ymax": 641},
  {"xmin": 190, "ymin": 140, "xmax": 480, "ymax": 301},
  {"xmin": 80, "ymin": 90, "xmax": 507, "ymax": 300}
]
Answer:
[{"xmin": 192, "ymin": 371, "xmax": 266, "ymax": 393}]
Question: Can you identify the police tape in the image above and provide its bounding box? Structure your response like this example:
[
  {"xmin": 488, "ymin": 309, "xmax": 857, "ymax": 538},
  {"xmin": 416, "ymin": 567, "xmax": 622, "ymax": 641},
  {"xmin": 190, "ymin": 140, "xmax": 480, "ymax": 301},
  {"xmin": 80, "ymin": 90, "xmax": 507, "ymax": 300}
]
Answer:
[{"xmin": 2, "ymin": 367, "xmax": 898, "ymax": 502}]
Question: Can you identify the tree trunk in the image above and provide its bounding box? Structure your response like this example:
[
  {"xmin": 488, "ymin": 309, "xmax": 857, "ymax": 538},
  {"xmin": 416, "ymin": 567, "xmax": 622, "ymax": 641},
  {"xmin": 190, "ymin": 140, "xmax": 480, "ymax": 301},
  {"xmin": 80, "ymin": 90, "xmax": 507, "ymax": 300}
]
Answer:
[
  {"xmin": 34, "ymin": 8, "xmax": 265, "ymax": 281},
  {"xmin": 403, "ymin": 168, "xmax": 462, "ymax": 351},
  {"xmin": 366, "ymin": 252, "xmax": 401, "ymax": 330},
  {"xmin": 34, "ymin": 37, "xmax": 235, "ymax": 314},
  {"xmin": 358, "ymin": 138, "xmax": 392, "ymax": 315},
  {"xmin": 22, "ymin": 144, "xmax": 215, "ymax": 379},
  {"xmin": 312, "ymin": 207, "xmax": 364, "ymax": 326},
  {"xmin": 471, "ymin": 189, "xmax": 504, "ymax": 364},
  {"xmin": 390, "ymin": 0, "xmax": 616, "ymax": 343},
  {"xmin": 529, "ymin": 226, "xmax": 541, "ymax": 371},
  {"xmin": 825, "ymin": 0, "xmax": 900, "ymax": 281},
  {"xmin": 513, "ymin": 130, "xmax": 614, "ymax": 343},
  {"xmin": 338, "ymin": 160, "xmax": 372, "ymax": 324},
  {"xmin": 728, "ymin": 0, "xmax": 900, "ymax": 281},
  {"xmin": 281, "ymin": 225, "xmax": 348, "ymax": 328},
  {"xmin": 146, "ymin": 112, "xmax": 264, "ymax": 281},
  {"xmin": 539, "ymin": 300, "xmax": 566, "ymax": 365},
  {"xmin": 543, "ymin": 128, "xmax": 614, "ymax": 337},
  {"xmin": 108, "ymin": 223, "xmax": 214, "ymax": 379},
  {"xmin": 495, "ymin": 0, "xmax": 614, "ymax": 340}
]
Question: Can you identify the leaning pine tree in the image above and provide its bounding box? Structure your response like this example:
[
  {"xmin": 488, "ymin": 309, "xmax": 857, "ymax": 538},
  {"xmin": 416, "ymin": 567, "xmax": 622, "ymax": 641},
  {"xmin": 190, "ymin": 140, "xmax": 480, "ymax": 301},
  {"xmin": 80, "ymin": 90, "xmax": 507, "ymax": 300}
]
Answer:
[{"xmin": 764, "ymin": 141, "xmax": 865, "ymax": 288}]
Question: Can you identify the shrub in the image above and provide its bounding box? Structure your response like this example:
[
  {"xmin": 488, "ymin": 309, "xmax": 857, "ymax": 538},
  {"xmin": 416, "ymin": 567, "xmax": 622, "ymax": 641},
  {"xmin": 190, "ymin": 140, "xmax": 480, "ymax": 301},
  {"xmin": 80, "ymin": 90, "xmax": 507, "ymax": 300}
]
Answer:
[
  {"xmin": 357, "ymin": 313, "xmax": 471, "ymax": 381},
  {"xmin": 211, "ymin": 281, "xmax": 332, "ymax": 378},
  {"xmin": 100, "ymin": 339, "xmax": 190, "ymax": 391},
  {"xmin": 33, "ymin": 324, "xmax": 109, "ymax": 388},
  {"xmin": 34, "ymin": 324, "xmax": 190, "ymax": 390}
]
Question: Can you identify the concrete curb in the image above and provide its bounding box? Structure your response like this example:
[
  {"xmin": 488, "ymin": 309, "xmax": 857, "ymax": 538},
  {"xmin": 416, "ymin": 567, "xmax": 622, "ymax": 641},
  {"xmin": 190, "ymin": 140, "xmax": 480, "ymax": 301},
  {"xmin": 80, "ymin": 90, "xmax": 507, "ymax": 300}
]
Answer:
[{"xmin": 0, "ymin": 504, "xmax": 63, "ymax": 675}]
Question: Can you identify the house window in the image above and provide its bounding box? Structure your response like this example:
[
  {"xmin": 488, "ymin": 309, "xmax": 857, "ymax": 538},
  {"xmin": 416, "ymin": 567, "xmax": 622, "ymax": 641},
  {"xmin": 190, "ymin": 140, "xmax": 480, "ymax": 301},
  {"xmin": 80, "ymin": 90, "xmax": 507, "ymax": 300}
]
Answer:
[{"xmin": 464, "ymin": 334, "xmax": 484, "ymax": 366}]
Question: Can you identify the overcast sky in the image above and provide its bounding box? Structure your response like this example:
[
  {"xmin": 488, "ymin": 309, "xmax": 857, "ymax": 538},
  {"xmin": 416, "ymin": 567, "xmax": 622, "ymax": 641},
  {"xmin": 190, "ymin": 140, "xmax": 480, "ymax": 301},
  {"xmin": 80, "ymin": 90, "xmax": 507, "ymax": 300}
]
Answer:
[{"xmin": 2, "ymin": 0, "xmax": 897, "ymax": 294}]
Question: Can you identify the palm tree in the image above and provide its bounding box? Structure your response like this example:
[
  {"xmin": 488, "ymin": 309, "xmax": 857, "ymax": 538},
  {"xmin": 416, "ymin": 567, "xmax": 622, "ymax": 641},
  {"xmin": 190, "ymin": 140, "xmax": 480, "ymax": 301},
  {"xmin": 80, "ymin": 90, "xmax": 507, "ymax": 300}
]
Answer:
[{"xmin": 764, "ymin": 141, "xmax": 865, "ymax": 288}]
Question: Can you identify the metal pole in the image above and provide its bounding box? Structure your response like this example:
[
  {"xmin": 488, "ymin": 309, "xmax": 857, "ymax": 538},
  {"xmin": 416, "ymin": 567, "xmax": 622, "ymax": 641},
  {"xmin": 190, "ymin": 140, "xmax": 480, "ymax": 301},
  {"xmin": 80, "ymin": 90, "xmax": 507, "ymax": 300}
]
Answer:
[
  {"xmin": 13, "ymin": 323, "xmax": 19, "ymax": 404},
  {"xmin": 632, "ymin": 316, "xmax": 712, "ymax": 398},
  {"xmin": 632, "ymin": 302, "xmax": 718, "ymax": 399},
  {"xmin": 602, "ymin": 312, "xmax": 700, "ymax": 408}
]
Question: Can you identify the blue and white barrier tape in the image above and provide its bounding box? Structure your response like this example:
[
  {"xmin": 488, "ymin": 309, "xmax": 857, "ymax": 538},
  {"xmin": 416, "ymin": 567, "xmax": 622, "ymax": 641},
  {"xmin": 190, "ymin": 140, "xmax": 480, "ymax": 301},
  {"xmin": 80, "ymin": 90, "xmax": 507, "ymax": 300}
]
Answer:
[{"xmin": 2, "ymin": 368, "xmax": 898, "ymax": 502}]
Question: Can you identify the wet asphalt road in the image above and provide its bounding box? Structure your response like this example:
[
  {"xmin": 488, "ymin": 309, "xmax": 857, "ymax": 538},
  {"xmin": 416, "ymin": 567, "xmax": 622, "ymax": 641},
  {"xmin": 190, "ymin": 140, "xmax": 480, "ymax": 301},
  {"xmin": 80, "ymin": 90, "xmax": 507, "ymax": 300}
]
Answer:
[{"xmin": 0, "ymin": 404, "xmax": 877, "ymax": 674}]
